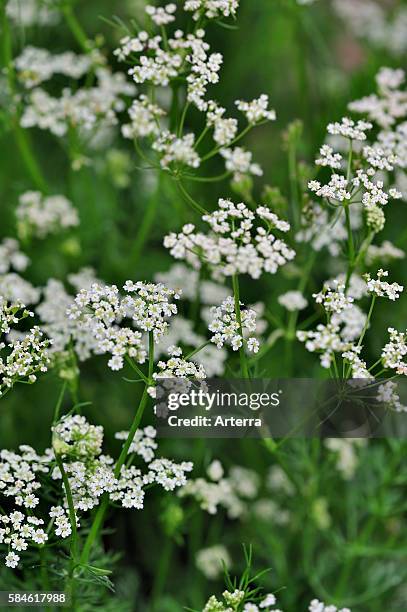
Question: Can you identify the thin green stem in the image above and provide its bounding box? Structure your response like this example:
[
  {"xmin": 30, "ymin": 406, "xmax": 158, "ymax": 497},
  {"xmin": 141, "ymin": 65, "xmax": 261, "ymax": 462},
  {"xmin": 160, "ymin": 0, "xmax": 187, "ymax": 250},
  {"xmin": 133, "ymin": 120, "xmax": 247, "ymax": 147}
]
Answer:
[
  {"xmin": 1, "ymin": 6, "xmax": 48, "ymax": 191},
  {"xmin": 55, "ymin": 455, "xmax": 79, "ymax": 603},
  {"xmin": 79, "ymin": 333, "xmax": 154, "ymax": 566},
  {"xmin": 130, "ymin": 171, "xmax": 163, "ymax": 267},
  {"xmin": 200, "ymin": 123, "xmax": 256, "ymax": 162},
  {"xmin": 232, "ymin": 274, "xmax": 250, "ymax": 378},
  {"xmin": 178, "ymin": 101, "xmax": 190, "ymax": 137},
  {"xmin": 344, "ymin": 142, "xmax": 355, "ymax": 292},
  {"xmin": 288, "ymin": 133, "xmax": 301, "ymax": 230},
  {"xmin": 185, "ymin": 341, "xmax": 211, "ymax": 360},
  {"xmin": 62, "ymin": 3, "xmax": 91, "ymax": 53},
  {"xmin": 357, "ymin": 295, "xmax": 376, "ymax": 350},
  {"xmin": 183, "ymin": 171, "xmax": 231, "ymax": 183},
  {"xmin": 176, "ymin": 180, "xmax": 208, "ymax": 215},
  {"xmin": 53, "ymin": 382, "xmax": 68, "ymax": 423}
]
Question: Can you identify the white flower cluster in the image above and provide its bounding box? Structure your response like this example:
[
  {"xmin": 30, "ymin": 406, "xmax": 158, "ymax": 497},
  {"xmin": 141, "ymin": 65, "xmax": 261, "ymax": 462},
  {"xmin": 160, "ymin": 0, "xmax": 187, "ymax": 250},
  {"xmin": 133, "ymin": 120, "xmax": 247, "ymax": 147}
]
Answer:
[
  {"xmin": 220, "ymin": 146, "xmax": 262, "ymax": 181},
  {"xmin": 153, "ymin": 345, "xmax": 206, "ymax": 380},
  {"xmin": 0, "ymin": 238, "xmax": 29, "ymax": 274},
  {"xmin": 309, "ymin": 112, "xmax": 402, "ymax": 234},
  {"xmin": 296, "ymin": 203, "xmax": 361, "ymax": 256},
  {"xmin": 313, "ymin": 282, "xmax": 354, "ymax": 314},
  {"xmin": 349, "ymin": 67, "xmax": 407, "ymax": 130},
  {"xmin": 349, "ymin": 67, "xmax": 407, "ymax": 202},
  {"xmin": 68, "ymin": 281, "xmax": 181, "ymax": 370},
  {"xmin": 364, "ymin": 269, "xmax": 403, "ymax": 301},
  {"xmin": 209, "ymin": 296, "xmax": 259, "ymax": 352},
  {"xmin": 366, "ymin": 240, "xmax": 405, "ymax": 265},
  {"xmin": 184, "ymin": 0, "xmax": 239, "ymax": 21},
  {"xmin": 298, "ymin": 269, "xmax": 405, "ymax": 377},
  {"xmin": 6, "ymin": 0, "xmax": 60, "ymax": 27},
  {"xmin": 325, "ymin": 439, "xmax": 366, "ymax": 480},
  {"xmin": 68, "ymin": 283, "xmax": 144, "ymax": 371},
  {"xmin": 49, "ymin": 506, "xmax": 73, "ymax": 539},
  {"xmin": 202, "ymin": 590, "xmax": 281, "ymax": 612},
  {"xmin": 342, "ymin": 347, "xmax": 372, "ymax": 380},
  {"xmin": 376, "ymin": 381, "xmax": 407, "ymax": 413},
  {"xmin": 145, "ymin": 3, "xmax": 177, "ymax": 25},
  {"xmin": 179, "ymin": 460, "xmax": 259, "ymax": 518},
  {"xmin": 15, "ymin": 46, "xmax": 93, "ymax": 88},
  {"xmin": 115, "ymin": 5, "xmax": 274, "ymax": 178},
  {"xmin": 52, "ymin": 415, "xmax": 193, "ymax": 511},
  {"xmin": 202, "ymin": 591, "xmax": 350, "ymax": 612},
  {"xmin": 0, "ymin": 411, "xmax": 194, "ymax": 570},
  {"xmin": 333, "ymin": 0, "xmax": 407, "ymax": 58},
  {"xmin": 327, "ymin": 117, "xmax": 372, "ymax": 141},
  {"xmin": 152, "ymin": 131, "xmax": 201, "ymax": 169},
  {"xmin": 122, "ymin": 280, "xmax": 180, "ymax": 340},
  {"xmin": 115, "ymin": 426, "xmax": 157, "ymax": 463},
  {"xmin": 164, "ymin": 199, "xmax": 295, "ymax": 280},
  {"xmin": 122, "ymin": 95, "xmax": 166, "ymax": 139},
  {"xmin": 235, "ymin": 95, "xmax": 276, "ymax": 124},
  {"xmin": 0, "ymin": 301, "xmax": 49, "ymax": 395},
  {"xmin": 309, "ymin": 601, "xmax": 350, "ymax": 612},
  {"xmin": 278, "ymin": 291, "xmax": 308, "ymax": 312},
  {"xmin": 381, "ymin": 328, "xmax": 407, "ymax": 375},
  {"xmin": 36, "ymin": 273, "xmax": 100, "ymax": 361},
  {"xmin": 21, "ymin": 68, "xmax": 136, "ymax": 137},
  {"xmin": 297, "ymin": 322, "xmax": 352, "ymax": 369},
  {"xmin": 297, "ymin": 281, "xmax": 368, "ymax": 369},
  {"xmin": 196, "ymin": 544, "xmax": 231, "ymax": 580},
  {"xmin": 0, "ymin": 274, "xmax": 39, "ymax": 306},
  {"xmin": 0, "ymin": 446, "xmax": 50, "ymax": 568},
  {"xmin": 16, "ymin": 191, "xmax": 79, "ymax": 239}
]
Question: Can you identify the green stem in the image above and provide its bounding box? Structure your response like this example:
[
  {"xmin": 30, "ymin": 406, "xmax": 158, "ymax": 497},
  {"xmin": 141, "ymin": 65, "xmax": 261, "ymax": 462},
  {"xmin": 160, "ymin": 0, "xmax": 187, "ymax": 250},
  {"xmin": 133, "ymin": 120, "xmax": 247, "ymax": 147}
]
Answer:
[
  {"xmin": 344, "ymin": 142, "xmax": 355, "ymax": 292},
  {"xmin": 232, "ymin": 274, "xmax": 250, "ymax": 378},
  {"xmin": 176, "ymin": 180, "xmax": 207, "ymax": 215},
  {"xmin": 55, "ymin": 455, "xmax": 79, "ymax": 603},
  {"xmin": 200, "ymin": 123, "xmax": 254, "ymax": 162},
  {"xmin": 288, "ymin": 132, "xmax": 301, "ymax": 230},
  {"xmin": 130, "ymin": 171, "xmax": 163, "ymax": 267},
  {"xmin": 53, "ymin": 382, "xmax": 68, "ymax": 423},
  {"xmin": 357, "ymin": 295, "xmax": 376, "ymax": 350},
  {"xmin": 178, "ymin": 101, "xmax": 190, "ymax": 137},
  {"xmin": 79, "ymin": 334, "xmax": 154, "ymax": 566},
  {"xmin": 185, "ymin": 340, "xmax": 211, "ymax": 360},
  {"xmin": 1, "ymin": 6, "xmax": 48, "ymax": 191},
  {"xmin": 62, "ymin": 3, "xmax": 91, "ymax": 53}
]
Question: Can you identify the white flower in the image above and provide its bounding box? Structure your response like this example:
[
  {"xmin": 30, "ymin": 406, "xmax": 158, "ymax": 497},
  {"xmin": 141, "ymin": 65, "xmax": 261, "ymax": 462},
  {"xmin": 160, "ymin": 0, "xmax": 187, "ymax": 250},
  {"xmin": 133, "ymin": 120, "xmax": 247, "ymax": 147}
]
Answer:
[
  {"xmin": 313, "ymin": 282, "xmax": 354, "ymax": 314},
  {"xmin": 145, "ymin": 3, "xmax": 177, "ymax": 26},
  {"xmin": 152, "ymin": 131, "xmax": 200, "ymax": 169},
  {"xmin": 259, "ymin": 593, "xmax": 276, "ymax": 607},
  {"xmin": 164, "ymin": 199, "xmax": 295, "ymax": 280},
  {"xmin": 327, "ymin": 117, "xmax": 372, "ymax": 141},
  {"xmin": 376, "ymin": 381, "xmax": 407, "ymax": 412},
  {"xmin": 16, "ymin": 191, "xmax": 79, "ymax": 239},
  {"xmin": 196, "ymin": 545, "xmax": 231, "ymax": 580},
  {"xmin": 5, "ymin": 551, "xmax": 19, "ymax": 568},
  {"xmin": 315, "ymin": 144, "xmax": 343, "ymax": 170},
  {"xmin": 207, "ymin": 460, "xmax": 224, "ymax": 481},
  {"xmin": 220, "ymin": 146, "xmax": 262, "ymax": 181},
  {"xmin": 278, "ymin": 291, "xmax": 308, "ymax": 312},
  {"xmin": 364, "ymin": 269, "xmax": 403, "ymax": 300},
  {"xmin": 235, "ymin": 95, "xmax": 276, "ymax": 123},
  {"xmin": 15, "ymin": 46, "xmax": 92, "ymax": 88},
  {"xmin": 7, "ymin": 0, "xmax": 60, "ymax": 27},
  {"xmin": 184, "ymin": 0, "xmax": 239, "ymax": 21},
  {"xmin": 122, "ymin": 95, "xmax": 165, "ymax": 139},
  {"xmin": 209, "ymin": 297, "xmax": 259, "ymax": 353},
  {"xmin": 381, "ymin": 328, "xmax": 407, "ymax": 374}
]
